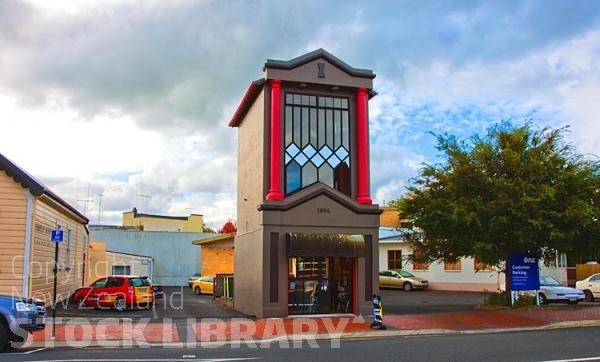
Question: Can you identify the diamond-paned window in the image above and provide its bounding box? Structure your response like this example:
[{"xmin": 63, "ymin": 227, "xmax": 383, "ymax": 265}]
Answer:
[{"xmin": 284, "ymin": 92, "xmax": 351, "ymax": 196}]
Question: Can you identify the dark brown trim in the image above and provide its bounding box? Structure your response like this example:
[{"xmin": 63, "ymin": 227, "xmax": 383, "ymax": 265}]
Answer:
[
  {"xmin": 364, "ymin": 235, "xmax": 373, "ymax": 301},
  {"xmin": 259, "ymin": 184, "xmax": 382, "ymax": 215},
  {"xmin": 264, "ymin": 48, "xmax": 376, "ymax": 80},
  {"xmin": 269, "ymin": 232, "xmax": 279, "ymax": 303},
  {"xmin": 286, "ymin": 233, "xmax": 365, "ymax": 257}
]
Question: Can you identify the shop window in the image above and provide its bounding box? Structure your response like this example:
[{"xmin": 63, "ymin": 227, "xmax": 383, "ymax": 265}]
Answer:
[
  {"xmin": 387, "ymin": 250, "xmax": 402, "ymax": 270},
  {"xmin": 444, "ymin": 260, "xmax": 462, "ymax": 271},
  {"xmin": 284, "ymin": 92, "xmax": 351, "ymax": 196},
  {"xmin": 473, "ymin": 258, "xmax": 493, "ymax": 272}
]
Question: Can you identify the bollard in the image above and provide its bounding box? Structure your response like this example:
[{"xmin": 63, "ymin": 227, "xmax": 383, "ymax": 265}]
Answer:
[{"xmin": 370, "ymin": 294, "xmax": 386, "ymax": 330}]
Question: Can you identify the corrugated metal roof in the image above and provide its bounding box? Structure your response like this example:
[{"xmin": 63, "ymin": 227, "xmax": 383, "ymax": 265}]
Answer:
[{"xmin": 379, "ymin": 227, "xmax": 411, "ymax": 243}]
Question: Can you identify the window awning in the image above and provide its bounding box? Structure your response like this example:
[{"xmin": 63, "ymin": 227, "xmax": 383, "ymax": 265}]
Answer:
[{"xmin": 286, "ymin": 233, "xmax": 365, "ymax": 257}]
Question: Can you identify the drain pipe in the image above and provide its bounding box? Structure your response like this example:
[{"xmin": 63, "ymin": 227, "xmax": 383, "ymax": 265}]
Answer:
[{"xmin": 22, "ymin": 191, "xmax": 34, "ymax": 298}]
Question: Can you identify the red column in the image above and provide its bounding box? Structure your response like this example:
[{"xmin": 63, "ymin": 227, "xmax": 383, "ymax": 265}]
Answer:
[
  {"xmin": 355, "ymin": 87, "xmax": 372, "ymax": 204},
  {"xmin": 266, "ymin": 79, "xmax": 284, "ymax": 201}
]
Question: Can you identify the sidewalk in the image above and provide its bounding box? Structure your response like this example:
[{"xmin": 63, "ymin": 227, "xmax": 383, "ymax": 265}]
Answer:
[{"xmin": 24, "ymin": 305, "xmax": 600, "ymax": 348}]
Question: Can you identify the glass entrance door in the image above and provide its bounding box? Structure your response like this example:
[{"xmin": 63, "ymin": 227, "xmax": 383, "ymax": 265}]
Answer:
[{"xmin": 288, "ymin": 256, "xmax": 353, "ymax": 314}]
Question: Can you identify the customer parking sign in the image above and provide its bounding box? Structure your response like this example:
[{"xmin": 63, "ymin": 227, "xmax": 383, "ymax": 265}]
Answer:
[{"xmin": 509, "ymin": 253, "xmax": 540, "ymax": 291}]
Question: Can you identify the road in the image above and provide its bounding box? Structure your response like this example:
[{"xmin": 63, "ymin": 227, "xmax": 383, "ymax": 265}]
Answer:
[{"xmin": 2, "ymin": 326, "xmax": 600, "ymax": 361}]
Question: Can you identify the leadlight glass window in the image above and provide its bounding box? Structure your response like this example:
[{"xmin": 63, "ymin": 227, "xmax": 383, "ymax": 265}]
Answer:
[{"xmin": 284, "ymin": 93, "xmax": 351, "ymax": 196}]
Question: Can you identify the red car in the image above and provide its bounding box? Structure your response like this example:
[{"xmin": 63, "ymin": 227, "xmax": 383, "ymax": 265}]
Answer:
[{"xmin": 71, "ymin": 276, "xmax": 154, "ymax": 312}]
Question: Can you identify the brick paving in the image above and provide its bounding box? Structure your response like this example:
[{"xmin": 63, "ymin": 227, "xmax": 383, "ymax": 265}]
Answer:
[
  {"xmin": 31, "ymin": 322, "xmax": 179, "ymax": 344},
  {"xmin": 26, "ymin": 305, "xmax": 600, "ymax": 345}
]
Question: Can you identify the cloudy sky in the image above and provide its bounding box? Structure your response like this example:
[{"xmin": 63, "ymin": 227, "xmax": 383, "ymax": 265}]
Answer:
[{"xmin": 2, "ymin": 0, "xmax": 600, "ymax": 229}]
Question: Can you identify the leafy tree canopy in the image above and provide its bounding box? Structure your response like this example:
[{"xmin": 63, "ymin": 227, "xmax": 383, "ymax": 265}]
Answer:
[{"xmin": 396, "ymin": 121, "xmax": 600, "ymax": 269}]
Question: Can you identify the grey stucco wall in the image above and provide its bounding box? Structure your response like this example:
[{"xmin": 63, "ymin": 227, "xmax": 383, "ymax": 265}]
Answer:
[{"xmin": 90, "ymin": 228, "xmax": 210, "ymax": 286}]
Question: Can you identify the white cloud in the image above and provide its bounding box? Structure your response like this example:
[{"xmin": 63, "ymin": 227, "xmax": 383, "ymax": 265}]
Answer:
[{"xmin": 1, "ymin": 0, "xmax": 600, "ymax": 228}]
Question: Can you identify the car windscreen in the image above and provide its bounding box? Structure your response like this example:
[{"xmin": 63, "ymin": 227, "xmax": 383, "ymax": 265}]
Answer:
[
  {"xmin": 129, "ymin": 278, "xmax": 150, "ymax": 287},
  {"xmin": 539, "ymin": 276, "xmax": 561, "ymax": 286}
]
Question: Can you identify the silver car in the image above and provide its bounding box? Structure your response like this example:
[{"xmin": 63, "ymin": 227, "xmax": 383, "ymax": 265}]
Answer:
[{"xmin": 539, "ymin": 275, "xmax": 584, "ymax": 305}]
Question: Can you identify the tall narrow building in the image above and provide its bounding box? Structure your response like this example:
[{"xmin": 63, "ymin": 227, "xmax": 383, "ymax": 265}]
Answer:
[{"xmin": 229, "ymin": 49, "xmax": 381, "ymax": 318}]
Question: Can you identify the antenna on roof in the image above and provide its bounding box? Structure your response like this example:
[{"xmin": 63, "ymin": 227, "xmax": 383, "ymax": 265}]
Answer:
[
  {"xmin": 136, "ymin": 193, "xmax": 152, "ymax": 212},
  {"xmin": 77, "ymin": 183, "xmax": 94, "ymax": 216}
]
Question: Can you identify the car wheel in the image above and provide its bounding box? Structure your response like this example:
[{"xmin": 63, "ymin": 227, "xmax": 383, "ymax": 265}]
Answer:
[
  {"xmin": 194, "ymin": 286, "xmax": 201, "ymax": 295},
  {"xmin": 0, "ymin": 319, "xmax": 9, "ymax": 352},
  {"xmin": 584, "ymin": 290, "xmax": 594, "ymax": 302},
  {"xmin": 539, "ymin": 293, "xmax": 548, "ymax": 305},
  {"xmin": 114, "ymin": 298, "xmax": 127, "ymax": 312},
  {"xmin": 402, "ymin": 282, "xmax": 413, "ymax": 291}
]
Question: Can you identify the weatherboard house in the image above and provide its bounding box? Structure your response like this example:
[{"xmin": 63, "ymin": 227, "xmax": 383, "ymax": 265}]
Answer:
[
  {"xmin": 0, "ymin": 153, "xmax": 89, "ymax": 305},
  {"xmin": 229, "ymin": 49, "xmax": 381, "ymax": 318}
]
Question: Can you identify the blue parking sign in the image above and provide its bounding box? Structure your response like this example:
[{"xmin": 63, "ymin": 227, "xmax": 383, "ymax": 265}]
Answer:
[
  {"xmin": 509, "ymin": 253, "xmax": 540, "ymax": 291},
  {"xmin": 51, "ymin": 230, "xmax": 63, "ymax": 243}
]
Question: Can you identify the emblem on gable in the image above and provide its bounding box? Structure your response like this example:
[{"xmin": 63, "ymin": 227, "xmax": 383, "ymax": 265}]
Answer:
[{"xmin": 317, "ymin": 62, "xmax": 326, "ymax": 78}]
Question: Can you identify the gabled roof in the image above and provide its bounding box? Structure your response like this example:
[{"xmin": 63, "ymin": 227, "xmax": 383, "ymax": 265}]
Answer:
[
  {"xmin": 191, "ymin": 233, "xmax": 235, "ymax": 246},
  {"xmin": 229, "ymin": 49, "xmax": 377, "ymax": 128},
  {"xmin": 264, "ymin": 48, "xmax": 376, "ymax": 79},
  {"xmin": 228, "ymin": 78, "xmax": 266, "ymax": 127},
  {"xmin": 0, "ymin": 152, "xmax": 88, "ymax": 223}
]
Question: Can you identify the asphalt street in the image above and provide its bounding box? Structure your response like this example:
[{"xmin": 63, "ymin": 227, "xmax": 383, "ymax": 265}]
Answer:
[{"xmin": 3, "ymin": 326, "xmax": 600, "ymax": 361}]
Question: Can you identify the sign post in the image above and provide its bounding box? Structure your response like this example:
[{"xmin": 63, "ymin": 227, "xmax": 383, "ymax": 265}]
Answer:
[
  {"xmin": 370, "ymin": 294, "xmax": 386, "ymax": 330},
  {"xmin": 50, "ymin": 229, "xmax": 63, "ymax": 338},
  {"xmin": 509, "ymin": 253, "xmax": 540, "ymax": 306}
]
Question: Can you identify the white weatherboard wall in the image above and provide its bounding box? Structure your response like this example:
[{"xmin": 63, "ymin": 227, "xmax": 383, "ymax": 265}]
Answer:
[
  {"xmin": 378, "ymin": 228, "xmax": 568, "ymax": 292},
  {"xmin": 378, "ymin": 239, "xmax": 500, "ymax": 292},
  {"xmin": 105, "ymin": 251, "xmax": 152, "ymax": 277}
]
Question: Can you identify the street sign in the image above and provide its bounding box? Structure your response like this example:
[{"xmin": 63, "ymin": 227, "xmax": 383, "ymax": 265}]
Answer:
[
  {"xmin": 50, "ymin": 230, "xmax": 64, "ymax": 243},
  {"xmin": 509, "ymin": 253, "xmax": 540, "ymax": 291}
]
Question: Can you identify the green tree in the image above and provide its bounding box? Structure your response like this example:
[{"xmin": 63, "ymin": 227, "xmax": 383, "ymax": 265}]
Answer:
[{"xmin": 397, "ymin": 121, "xmax": 600, "ymax": 291}]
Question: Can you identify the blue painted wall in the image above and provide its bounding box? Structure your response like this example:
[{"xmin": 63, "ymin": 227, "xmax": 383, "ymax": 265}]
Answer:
[{"xmin": 90, "ymin": 228, "xmax": 211, "ymax": 286}]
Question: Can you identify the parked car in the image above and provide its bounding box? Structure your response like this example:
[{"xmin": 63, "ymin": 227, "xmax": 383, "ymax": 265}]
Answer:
[
  {"xmin": 70, "ymin": 275, "xmax": 154, "ymax": 312},
  {"xmin": 575, "ymin": 272, "xmax": 600, "ymax": 302},
  {"xmin": 187, "ymin": 273, "xmax": 201, "ymax": 288},
  {"xmin": 379, "ymin": 270, "xmax": 428, "ymax": 291},
  {"xmin": 538, "ymin": 275, "xmax": 584, "ymax": 305},
  {"xmin": 191, "ymin": 276, "xmax": 214, "ymax": 295},
  {"xmin": 142, "ymin": 277, "xmax": 164, "ymax": 298},
  {"xmin": 0, "ymin": 295, "xmax": 46, "ymax": 352}
]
